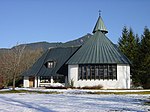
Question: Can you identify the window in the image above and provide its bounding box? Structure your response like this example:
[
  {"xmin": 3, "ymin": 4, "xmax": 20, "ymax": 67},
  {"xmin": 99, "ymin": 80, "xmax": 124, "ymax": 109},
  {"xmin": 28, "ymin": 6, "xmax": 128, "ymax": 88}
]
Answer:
[
  {"xmin": 108, "ymin": 65, "xmax": 113, "ymax": 79},
  {"xmin": 45, "ymin": 61, "xmax": 56, "ymax": 68},
  {"xmin": 91, "ymin": 66, "xmax": 95, "ymax": 79},
  {"xmin": 53, "ymin": 75, "xmax": 65, "ymax": 83},
  {"xmin": 95, "ymin": 65, "xmax": 99, "ymax": 79},
  {"xmin": 87, "ymin": 65, "xmax": 90, "ymax": 79},
  {"xmin": 40, "ymin": 76, "xmax": 51, "ymax": 83},
  {"xmin": 99, "ymin": 65, "xmax": 104, "ymax": 79},
  {"xmin": 78, "ymin": 66, "xmax": 82, "ymax": 80},
  {"xmin": 112, "ymin": 65, "xmax": 117, "ymax": 79},
  {"xmin": 78, "ymin": 64, "xmax": 117, "ymax": 80},
  {"xmin": 83, "ymin": 65, "xmax": 87, "ymax": 79},
  {"xmin": 103, "ymin": 65, "xmax": 108, "ymax": 79}
]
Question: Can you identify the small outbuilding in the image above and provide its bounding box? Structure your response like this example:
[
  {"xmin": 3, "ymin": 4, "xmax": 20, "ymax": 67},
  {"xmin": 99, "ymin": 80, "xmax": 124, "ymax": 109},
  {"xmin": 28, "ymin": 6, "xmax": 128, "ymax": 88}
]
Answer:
[{"xmin": 23, "ymin": 15, "xmax": 131, "ymax": 89}]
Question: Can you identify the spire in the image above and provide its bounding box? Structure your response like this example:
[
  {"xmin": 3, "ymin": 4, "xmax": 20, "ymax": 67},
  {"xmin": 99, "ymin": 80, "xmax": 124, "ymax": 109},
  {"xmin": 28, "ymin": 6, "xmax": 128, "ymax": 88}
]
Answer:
[{"xmin": 92, "ymin": 12, "xmax": 108, "ymax": 34}]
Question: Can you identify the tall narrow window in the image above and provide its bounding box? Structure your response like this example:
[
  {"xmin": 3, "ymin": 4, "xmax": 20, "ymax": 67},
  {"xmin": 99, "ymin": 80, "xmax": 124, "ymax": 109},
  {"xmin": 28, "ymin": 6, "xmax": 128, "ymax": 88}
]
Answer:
[
  {"xmin": 99, "ymin": 65, "xmax": 104, "ymax": 79},
  {"xmin": 78, "ymin": 65, "xmax": 82, "ymax": 80},
  {"xmin": 87, "ymin": 65, "xmax": 90, "ymax": 79},
  {"xmin": 95, "ymin": 65, "xmax": 99, "ymax": 80},
  {"xmin": 103, "ymin": 65, "xmax": 108, "ymax": 79},
  {"xmin": 83, "ymin": 65, "xmax": 86, "ymax": 79},
  {"xmin": 108, "ymin": 65, "xmax": 113, "ymax": 79},
  {"xmin": 112, "ymin": 65, "xmax": 117, "ymax": 79},
  {"xmin": 91, "ymin": 66, "xmax": 95, "ymax": 80}
]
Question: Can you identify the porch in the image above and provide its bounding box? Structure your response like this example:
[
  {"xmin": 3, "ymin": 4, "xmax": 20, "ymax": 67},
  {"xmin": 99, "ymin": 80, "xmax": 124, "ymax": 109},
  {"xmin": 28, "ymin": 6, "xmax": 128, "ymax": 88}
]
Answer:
[{"xmin": 23, "ymin": 76, "xmax": 66, "ymax": 88}]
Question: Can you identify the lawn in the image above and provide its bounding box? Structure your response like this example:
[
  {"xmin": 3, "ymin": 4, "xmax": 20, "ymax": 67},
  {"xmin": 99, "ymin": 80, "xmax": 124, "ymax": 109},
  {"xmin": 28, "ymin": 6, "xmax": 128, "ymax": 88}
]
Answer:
[{"xmin": 0, "ymin": 88, "xmax": 149, "ymax": 112}]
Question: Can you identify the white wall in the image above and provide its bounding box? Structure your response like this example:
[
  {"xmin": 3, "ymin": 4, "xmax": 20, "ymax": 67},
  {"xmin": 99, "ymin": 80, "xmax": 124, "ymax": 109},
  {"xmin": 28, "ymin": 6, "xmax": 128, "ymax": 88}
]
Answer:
[
  {"xmin": 37, "ymin": 77, "xmax": 40, "ymax": 87},
  {"xmin": 23, "ymin": 76, "xmax": 29, "ymax": 88},
  {"xmin": 117, "ymin": 64, "xmax": 130, "ymax": 89},
  {"xmin": 34, "ymin": 77, "xmax": 37, "ymax": 88},
  {"xmin": 68, "ymin": 64, "xmax": 130, "ymax": 89},
  {"xmin": 68, "ymin": 65, "xmax": 78, "ymax": 86}
]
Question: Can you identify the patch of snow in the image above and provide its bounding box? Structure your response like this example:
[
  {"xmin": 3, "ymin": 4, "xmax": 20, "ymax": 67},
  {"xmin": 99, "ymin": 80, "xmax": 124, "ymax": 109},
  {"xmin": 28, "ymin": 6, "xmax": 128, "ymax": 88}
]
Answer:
[
  {"xmin": 0, "ymin": 89, "xmax": 149, "ymax": 112},
  {"xmin": 0, "ymin": 88, "xmax": 12, "ymax": 91},
  {"xmin": 49, "ymin": 83, "xmax": 65, "ymax": 87},
  {"xmin": 15, "ymin": 88, "xmax": 150, "ymax": 94}
]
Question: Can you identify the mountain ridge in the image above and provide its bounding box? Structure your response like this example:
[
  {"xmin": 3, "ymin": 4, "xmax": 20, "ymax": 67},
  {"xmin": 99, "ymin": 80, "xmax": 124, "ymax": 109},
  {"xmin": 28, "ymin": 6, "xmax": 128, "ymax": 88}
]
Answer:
[{"xmin": 0, "ymin": 34, "xmax": 92, "ymax": 53}]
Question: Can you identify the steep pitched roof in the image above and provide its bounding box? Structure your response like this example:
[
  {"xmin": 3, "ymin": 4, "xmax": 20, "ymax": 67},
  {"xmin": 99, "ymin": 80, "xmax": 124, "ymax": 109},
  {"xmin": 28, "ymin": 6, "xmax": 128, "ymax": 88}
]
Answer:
[
  {"xmin": 23, "ymin": 47, "xmax": 79, "ymax": 76},
  {"xmin": 66, "ymin": 16, "xmax": 130, "ymax": 65},
  {"xmin": 93, "ymin": 16, "xmax": 108, "ymax": 34},
  {"xmin": 67, "ymin": 31, "xmax": 130, "ymax": 64}
]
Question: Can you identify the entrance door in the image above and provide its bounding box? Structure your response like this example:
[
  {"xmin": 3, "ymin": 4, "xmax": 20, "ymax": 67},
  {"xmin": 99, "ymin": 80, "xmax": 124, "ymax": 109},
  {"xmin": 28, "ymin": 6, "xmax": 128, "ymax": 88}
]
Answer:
[{"xmin": 29, "ymin": 77, "xmax": 35, "ymax": 87}]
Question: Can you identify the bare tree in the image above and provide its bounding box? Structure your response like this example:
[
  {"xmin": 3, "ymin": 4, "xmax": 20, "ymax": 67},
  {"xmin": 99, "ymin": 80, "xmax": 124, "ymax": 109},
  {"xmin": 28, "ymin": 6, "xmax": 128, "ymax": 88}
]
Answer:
[
  {"xmin": 11, "ymin": 44, "xmax": 26, "ymax": 90},
  {"xmin": 0, "ymin": 51, "xmax": 13, "ymax": 87},
  {"xmin": 21, "ymin": 48, "xmax": 43, "ymax": 71},
  {"xmin": 0, "ymin": 44, "xmax": 26, "ymax": 90},
  {"xmin": 0, "ymin": 43, "xmax": 43, "ymax": 89}
]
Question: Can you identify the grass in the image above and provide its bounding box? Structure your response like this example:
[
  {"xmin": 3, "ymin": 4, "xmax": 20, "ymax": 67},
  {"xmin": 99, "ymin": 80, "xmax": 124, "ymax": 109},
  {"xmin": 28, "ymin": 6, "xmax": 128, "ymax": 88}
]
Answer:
[
  {"xmin": 87, "ymin": 91, "xmax": 150, "ymax": 95},
  {"xmin": 0, "ymin": 90, "xmax": 28, "ymax": 94},
  {"xmin": 0, "ymin": 89, "xmax": 150, "ymax": 95},
  {"xmin": 29, "ymin": 90, "xmax": 61, "ymax": 94},
  {"xmin": 77, "ymin": 85, "xmax": 103, "ymax": 90},
  {"xmin": 0, "ymin": 90, "xmax": 61, "ymax": 94},
  {"xmin": 45, "ymin": 86, "xmax": 67, "ymax": 89}
]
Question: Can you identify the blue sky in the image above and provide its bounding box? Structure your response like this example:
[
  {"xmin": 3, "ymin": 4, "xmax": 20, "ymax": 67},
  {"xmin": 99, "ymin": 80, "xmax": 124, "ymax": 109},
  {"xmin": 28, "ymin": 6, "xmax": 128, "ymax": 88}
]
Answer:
[{"xmin": 0, "ymin": 0, "xmax": 150, "ymax": 48}]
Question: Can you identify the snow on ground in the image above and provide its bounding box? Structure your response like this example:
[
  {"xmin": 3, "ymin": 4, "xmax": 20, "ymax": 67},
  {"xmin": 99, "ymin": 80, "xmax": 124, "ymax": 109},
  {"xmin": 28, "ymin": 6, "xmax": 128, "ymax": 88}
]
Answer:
[
  {"xmin": 0, "ymin": 91, "xmax": 149, "ymax": 112},
  {"xmin": 16, "ymin": 87, "xmax": 150, "ymax": 94}
]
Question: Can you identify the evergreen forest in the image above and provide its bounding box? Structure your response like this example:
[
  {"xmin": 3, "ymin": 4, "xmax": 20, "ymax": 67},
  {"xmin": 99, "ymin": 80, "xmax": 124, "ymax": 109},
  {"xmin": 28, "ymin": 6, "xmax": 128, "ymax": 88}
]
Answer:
[{"xmin": 118, "ymin": 26, "xmax": 150, "ymax": 89}]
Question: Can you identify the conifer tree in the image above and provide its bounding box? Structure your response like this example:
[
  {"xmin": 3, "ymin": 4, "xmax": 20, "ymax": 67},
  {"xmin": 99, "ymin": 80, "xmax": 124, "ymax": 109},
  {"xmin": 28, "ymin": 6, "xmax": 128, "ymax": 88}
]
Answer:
[
  {"xmin": 138, "ymin": 27, "xmax": 150, "ymax": 88},
  {"xmin": 130, "ymin": 34, "xmax": 141, "ymax": 87},
  {"xmin": 118, "ymin": 26, "xmax": 140, "ymax": 87},
  {"xmin": 118, "ymin": 26, "xmax": 129, "ymax": 55},
  {"xmin": 126, "ymin": 28, "xmax": 138, "ymax": 60}
]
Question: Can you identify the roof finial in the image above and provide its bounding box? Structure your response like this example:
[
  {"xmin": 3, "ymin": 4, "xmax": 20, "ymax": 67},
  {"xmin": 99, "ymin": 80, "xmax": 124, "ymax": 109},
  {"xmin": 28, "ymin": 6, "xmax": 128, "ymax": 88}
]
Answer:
[{"xmin": 98, "ymin": 10, "xmax": 101, "ymax": 17}]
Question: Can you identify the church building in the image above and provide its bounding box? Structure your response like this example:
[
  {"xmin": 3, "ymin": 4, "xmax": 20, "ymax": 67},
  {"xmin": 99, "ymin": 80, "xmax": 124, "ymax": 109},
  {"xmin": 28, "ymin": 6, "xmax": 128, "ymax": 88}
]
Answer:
[{"xmin": 23, "ymin": 15, "xmax": 131, "ymax": 89}]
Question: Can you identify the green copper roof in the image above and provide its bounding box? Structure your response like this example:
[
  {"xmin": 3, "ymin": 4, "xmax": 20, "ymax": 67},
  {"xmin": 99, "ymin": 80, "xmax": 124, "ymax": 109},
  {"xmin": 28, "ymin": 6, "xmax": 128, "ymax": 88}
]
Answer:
[
  {"xmin": 92, "ymin": 16, "xmax": 108, "ymax": 34},
  {"xmin": 23, "ymin": 47, "xmax": 79, "ymax": 76},
  {"xmin": 66, "ymin": 31, "xmax": 130, "ymax": 64}
]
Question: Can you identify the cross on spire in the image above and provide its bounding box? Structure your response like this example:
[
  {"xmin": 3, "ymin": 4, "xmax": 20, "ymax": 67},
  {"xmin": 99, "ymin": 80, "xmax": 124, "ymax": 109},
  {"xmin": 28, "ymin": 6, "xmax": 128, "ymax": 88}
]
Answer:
[{"xmin": 98, "ymin": 10, "xmax": 101, "ymax": 16}]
